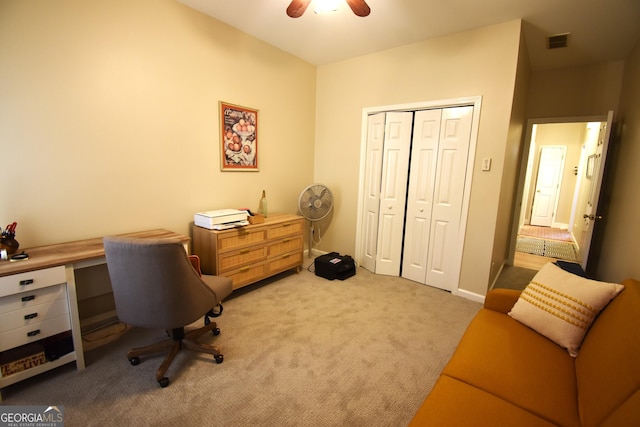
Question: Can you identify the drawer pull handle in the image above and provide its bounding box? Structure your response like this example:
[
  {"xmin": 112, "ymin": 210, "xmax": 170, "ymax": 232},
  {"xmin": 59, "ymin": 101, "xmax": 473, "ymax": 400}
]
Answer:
[
  {"xmin": 21, "ymin": 295, "xmax": 36, "ymax": 302},
  {"xmin": 27, "ymin": 329, "xmax": 41, "ymax": 337},
  {"xmin": 239, "ymin": 249, "xmax": 250, "ymax": 254},
  {"xmin": 20, "ymin": 279, "xmax": 34, "ymax": 286},
  {"xmin": 239, "ymin": 267, "xmax": 251, "ymax": 272},
  {"xmin": 282, "ymin": 223, "xmax": 292, "ymax": 227},
  {"xmin": 24, "ymin": 313, "xmax": 38, "ymax": 320},
  {"xmin": 282, "ymin": 254, "xmax": 290, "ymax": 259},
  {"xmin": 281, "ymin": 239, "xmax": 290, "ymax": 243}
]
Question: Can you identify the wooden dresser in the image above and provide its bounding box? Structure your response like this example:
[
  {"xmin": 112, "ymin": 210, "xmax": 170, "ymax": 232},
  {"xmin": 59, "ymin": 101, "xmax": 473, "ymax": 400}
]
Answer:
[{"xmin": 192, "ymin": 213, "xmax": 304, "ymax": 289}]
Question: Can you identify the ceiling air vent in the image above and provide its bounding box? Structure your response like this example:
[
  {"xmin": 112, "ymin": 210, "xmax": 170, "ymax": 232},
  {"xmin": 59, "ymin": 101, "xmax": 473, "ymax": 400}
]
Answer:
[{"xmin": 547, "ymin": 33, "xmax": 570, "ymax": 49}]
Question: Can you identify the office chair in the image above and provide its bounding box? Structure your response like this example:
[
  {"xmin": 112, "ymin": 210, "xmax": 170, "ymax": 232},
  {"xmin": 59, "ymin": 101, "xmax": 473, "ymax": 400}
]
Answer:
[{"xmin": 103, "ymin": 236, "xmax": 232, "ymax": 387}]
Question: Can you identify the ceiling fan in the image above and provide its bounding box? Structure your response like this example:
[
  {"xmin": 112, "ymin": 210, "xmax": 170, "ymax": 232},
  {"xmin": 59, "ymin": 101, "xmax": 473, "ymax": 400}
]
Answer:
[{"xmin": 286, "ymin": 0, "xmax": 371, "ymax": 18}]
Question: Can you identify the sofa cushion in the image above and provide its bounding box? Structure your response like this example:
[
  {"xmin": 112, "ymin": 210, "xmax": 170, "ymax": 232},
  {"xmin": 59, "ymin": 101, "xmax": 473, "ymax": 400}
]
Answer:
[
  {"xmin": 508, "ymin": 263, "xmax": 623, "ymax": 357},
  {"xmin": 442, "ymin": 308, "xmax": 580, "ymax": 427},
  {"xmin": 409, "ymin": 375, "xmax": 557, "ymax": 427},
  {"xmin": 575, "ymin": 278, "xmax": 640, "ymax": 427}
]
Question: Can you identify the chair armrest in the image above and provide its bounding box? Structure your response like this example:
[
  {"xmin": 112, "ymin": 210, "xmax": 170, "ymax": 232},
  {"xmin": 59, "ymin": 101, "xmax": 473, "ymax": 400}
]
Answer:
[
  {"xmin": 484, "ymin": 288, "xmax": 522, "ymax": 313},
  {"xmin": 188, "ymin": 255, "xmax": 202, "ymax": 277}
]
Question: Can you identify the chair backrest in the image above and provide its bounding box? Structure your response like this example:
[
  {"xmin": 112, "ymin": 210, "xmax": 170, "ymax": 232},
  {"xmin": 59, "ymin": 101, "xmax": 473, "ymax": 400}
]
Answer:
[{"xmin": 103, "ymin": 236, "xmax": 219, "ymax": 330}]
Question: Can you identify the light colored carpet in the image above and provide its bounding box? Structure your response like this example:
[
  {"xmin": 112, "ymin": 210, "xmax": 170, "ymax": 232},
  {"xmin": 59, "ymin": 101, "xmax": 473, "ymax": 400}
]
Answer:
[{"xmin": 1, "ymin": 267, "xmax": 481, "ymax": 426}]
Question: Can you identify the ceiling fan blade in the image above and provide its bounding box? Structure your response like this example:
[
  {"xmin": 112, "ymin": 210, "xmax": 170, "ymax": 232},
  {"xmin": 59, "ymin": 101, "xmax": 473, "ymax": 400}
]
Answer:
[
  {"xmin": 286, "ymin": 0, "xmax": 311, "ymax": 18},
  {"xmin": 346, "ymin": 0, "xmax": 371, "ymax": 17}
]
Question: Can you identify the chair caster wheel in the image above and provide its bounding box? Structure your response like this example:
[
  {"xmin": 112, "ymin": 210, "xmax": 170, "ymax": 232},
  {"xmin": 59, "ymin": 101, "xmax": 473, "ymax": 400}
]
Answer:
[
  {"xmin": 158, "ymin": 377, "xmax": 170, "ymax": 388},
  {"xmin": 214, "ymin": 354, "xmax": 224, "ymax": 364},
  {"xmin": 129, "ymin": 357, "xmax": 140, "ymax": 366},
  {"xmin": 213, "ymin": 327, "xmax": 221, "ymax": 336}
]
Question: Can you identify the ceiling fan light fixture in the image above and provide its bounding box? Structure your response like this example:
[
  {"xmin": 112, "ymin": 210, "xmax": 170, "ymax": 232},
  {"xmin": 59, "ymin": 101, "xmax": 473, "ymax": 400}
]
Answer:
[{"xmin": 314, "ymin": 0, "xmax": 340, "ymax": 14}]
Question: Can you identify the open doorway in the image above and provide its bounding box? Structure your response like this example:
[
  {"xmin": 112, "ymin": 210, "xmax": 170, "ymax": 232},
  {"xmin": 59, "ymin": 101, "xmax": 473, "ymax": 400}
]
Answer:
[{"xmin": 509, "ymin": 114, "xmax": 613, "ymax": 272}]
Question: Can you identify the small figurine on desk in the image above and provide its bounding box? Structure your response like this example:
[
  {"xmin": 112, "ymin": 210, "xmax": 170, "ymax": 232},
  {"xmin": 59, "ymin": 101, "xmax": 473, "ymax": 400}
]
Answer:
[{"xmin": 0, "ymin": 221, "xmax": 20, "ymax": 255}]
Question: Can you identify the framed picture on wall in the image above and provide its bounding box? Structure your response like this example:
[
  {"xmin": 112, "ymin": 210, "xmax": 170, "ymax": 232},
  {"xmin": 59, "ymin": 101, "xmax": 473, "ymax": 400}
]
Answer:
[{"xmin": 219, "ymin": 101, "xmax": 259, "ymax": 171}]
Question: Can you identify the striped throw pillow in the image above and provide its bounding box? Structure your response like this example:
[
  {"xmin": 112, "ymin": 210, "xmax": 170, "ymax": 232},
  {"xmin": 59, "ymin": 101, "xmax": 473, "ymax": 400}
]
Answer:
[{"xmin": 508, "ymin": 262, "xmax": 624, "ymax": 357}]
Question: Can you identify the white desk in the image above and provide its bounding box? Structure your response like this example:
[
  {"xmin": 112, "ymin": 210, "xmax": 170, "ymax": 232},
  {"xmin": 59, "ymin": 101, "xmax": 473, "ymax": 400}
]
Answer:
[{"xmin": 0, "ymin": 229, "xmax": 189, "ymax": 399}]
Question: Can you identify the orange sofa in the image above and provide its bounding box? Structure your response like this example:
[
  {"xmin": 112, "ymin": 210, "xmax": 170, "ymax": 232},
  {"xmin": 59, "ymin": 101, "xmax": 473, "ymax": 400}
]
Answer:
[{"xmin": 410, "ymin": 278, "xmax": 640, "ymax": 427}]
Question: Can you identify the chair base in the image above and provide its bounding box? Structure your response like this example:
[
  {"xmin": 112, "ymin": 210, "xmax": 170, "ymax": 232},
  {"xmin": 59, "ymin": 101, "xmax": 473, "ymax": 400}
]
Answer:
[{"xmin": 126, "ymin": 321, "xmax": 223, "ymax": 387}]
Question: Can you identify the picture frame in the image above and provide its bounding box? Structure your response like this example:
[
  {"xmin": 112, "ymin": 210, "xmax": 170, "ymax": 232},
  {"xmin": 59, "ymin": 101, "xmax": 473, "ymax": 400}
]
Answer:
[{"xmin": 219, "ymin": 101, "xmax": 259, "ymax": 171}]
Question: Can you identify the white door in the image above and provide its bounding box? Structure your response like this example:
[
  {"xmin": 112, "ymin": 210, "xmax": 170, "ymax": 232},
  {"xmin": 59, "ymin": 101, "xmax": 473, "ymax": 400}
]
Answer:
[
  {"xmin": 577, "ymin": 111, "xmax": 614, "ymax": 270},
  {"xmin": 401, "ymin": 109, "xmax": 442, "ymax": 283},
  {"xmin": 530, "ymin": 146, "xmax": 566, "ymax": 227},
  {"xmin": 424, "ymin": 106, "xmax": 473, "ymax": 290},
  {"xmin": 375, "ymin": 112, "xmax": 413, "ymax": 276},
  {"xmin": 360, "ymin": 113, "xmax": 386, "ymax": 272}
]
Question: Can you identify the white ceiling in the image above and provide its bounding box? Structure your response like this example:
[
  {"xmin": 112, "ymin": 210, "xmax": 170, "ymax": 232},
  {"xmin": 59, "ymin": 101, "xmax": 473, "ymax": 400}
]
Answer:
[{"xmin": 178, "ymin": 0, "xmax": 640, "ymax": 70}]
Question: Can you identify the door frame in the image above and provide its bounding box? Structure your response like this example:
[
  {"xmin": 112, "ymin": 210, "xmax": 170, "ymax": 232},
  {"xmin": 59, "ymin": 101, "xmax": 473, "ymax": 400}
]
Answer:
[
  {"xmin": 507, "ymin": 113, "xmax": 612, "ymax": 268},
  {"xmin": 355, "ymin": 96, "xmax": 482, "ymax": 295}
]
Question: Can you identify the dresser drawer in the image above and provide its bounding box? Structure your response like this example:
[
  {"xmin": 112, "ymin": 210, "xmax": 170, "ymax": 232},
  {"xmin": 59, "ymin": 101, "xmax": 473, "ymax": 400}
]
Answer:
[
  {"xmin": 0, "ymin": 284, "xmax": 68, "ymax": 314},
  {"xmin": 218, "ymin": 246, "xmax": 268, "ymax": 273},
  {"xmin": 266, "ymin": 220, "xmax": 303, "ymax": 240},
  {"xmin": 268, "ymin": 236, "xmax": 303, "ymax": 258},
  {"xmin": 0, "ymin": 315, "xmax": 71, "ymax": 352},
  {"xmin": 217, "ymin": 228, "xmax": 267, "ymax": 252},
  {"xmin": 0, "ymin": 297, "xmax": 69, "ymax": 333},
  {"xmin": 0, "ymin": 266, "xmax": 66, "ymax": 298},
  {"xmin": 226, "ymin": 264, "xmax": 267, "ymax": 289},
  {"xmin": 267, "ymin": 252, "xmax": 303, "ymax": 274}
]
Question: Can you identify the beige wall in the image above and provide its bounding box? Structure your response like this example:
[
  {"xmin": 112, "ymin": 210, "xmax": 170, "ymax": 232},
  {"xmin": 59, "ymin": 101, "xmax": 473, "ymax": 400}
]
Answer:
[
  {"xmin": 314, "ymin": 20, "xmax": 524, "ymax": 297},
  {"xmin": 491, "ymin": 30, "xmax": 531, "ymax": 285},
  {"xmin": 0, "ymin": 0, "xmax": 316, "ymax": 249},
  {"xmin": 526, "ymin": 61, "xmax": 624, "ymax": 119},
  {"xmin": 597, "ymin": 39, "xmax": 640, "ymax": 283}
]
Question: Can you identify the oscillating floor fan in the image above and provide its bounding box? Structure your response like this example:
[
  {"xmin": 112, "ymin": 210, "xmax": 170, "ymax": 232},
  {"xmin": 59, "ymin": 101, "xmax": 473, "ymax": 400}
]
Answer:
[{"xmin": 298, "ymin": 184, "xmax": 334, "ymax": 258}]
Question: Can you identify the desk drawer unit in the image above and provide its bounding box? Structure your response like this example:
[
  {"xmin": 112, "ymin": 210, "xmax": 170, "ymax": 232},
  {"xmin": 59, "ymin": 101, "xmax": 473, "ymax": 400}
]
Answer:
[
  {"xmin": 0, "ymin": 278, "xmax": 71, "ymax": 352},
  {"xmin": 193, "ymin": 214, "xmax": 304, "ymax": 290}
]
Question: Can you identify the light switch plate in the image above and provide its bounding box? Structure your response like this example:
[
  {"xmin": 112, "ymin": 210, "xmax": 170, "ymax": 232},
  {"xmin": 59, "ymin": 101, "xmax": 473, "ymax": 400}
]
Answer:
[{"xmin": 482, "ymin": 157, "xmax": 492, "ymax": 171}]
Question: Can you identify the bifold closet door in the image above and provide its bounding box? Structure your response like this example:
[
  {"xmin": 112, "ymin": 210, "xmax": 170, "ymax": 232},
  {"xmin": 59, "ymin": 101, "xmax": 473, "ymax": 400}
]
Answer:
[
  {"xmin": 360, "ymin": 113, "xmax": 386, "ymax": 273},
  {"xmin": 402, "ymin": 106, "xmax": 473, "ymax": 291},
  {"xmin": 401, "ymin": 109, "xmax": 442, "ymax": 283},
  {"xmin": 375, "ymin": 111, "xmax": 413, "ymax": 276},
  {"xmin": 361, "ymin": 111, "xmax": 413, "ymax": 276}
]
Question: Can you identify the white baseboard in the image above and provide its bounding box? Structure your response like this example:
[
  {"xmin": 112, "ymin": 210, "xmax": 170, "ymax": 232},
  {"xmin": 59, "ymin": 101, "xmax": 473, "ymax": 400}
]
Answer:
[{"xmin": 453, "ymin": 288, "xmax": 486, "ymax": 305}]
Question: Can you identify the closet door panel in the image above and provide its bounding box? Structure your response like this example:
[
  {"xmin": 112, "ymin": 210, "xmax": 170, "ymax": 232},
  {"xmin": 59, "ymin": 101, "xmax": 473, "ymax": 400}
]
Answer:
[
  {"xmin": 402, "ymin": 109, "xmax": 442, "ymax": 283},
  {"xmin": 425, "ymin": 106, "xmax": 473, "ymax": 289},
  {"xmin": 375, "ymin": 112, "xmax": 413, "ymax": 276},
  {"xmin": 360, "ymin": 113, "xmax": 385, "ymax": 272}
]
